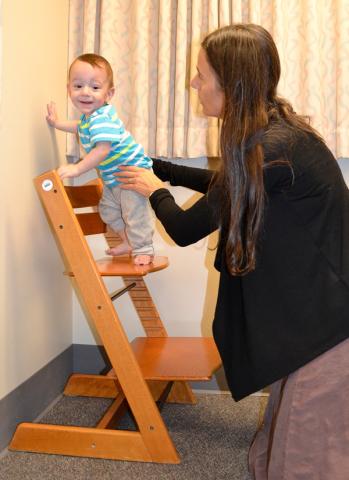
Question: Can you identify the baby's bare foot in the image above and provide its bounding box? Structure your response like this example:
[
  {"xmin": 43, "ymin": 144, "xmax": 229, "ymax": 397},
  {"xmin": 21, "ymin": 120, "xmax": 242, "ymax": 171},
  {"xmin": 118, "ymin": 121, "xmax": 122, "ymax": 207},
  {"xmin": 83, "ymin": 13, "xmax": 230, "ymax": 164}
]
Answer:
[
  {"xmin": 133, "ymin": 254, "xmax": 154, "ymax": 265},
  {"xmin": 106, "ymin": 242, "xmax": 131, "ymax": 256}
]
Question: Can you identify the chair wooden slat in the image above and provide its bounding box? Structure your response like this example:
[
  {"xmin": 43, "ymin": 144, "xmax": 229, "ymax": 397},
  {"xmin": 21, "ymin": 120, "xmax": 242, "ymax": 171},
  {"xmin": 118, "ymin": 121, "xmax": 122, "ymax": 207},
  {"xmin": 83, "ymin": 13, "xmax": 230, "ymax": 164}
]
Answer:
[
  {"xmin": 65, "ymin": 255, "xmax": 169, "ymax": 277},
  {"xmin": 76, "ymin": 212, "xmax": 106, "ymax": 235},
  {"xmin": 65, "ymin": 184, "xmax": 103, "ymax": 208}
]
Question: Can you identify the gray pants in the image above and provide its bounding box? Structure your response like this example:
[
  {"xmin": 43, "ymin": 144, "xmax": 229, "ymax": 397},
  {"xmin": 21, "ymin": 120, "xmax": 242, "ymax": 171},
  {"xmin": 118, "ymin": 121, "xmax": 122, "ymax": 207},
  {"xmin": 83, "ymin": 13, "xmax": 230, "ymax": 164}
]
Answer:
[{"xmin": 99, "ymin": 184, "xmax": 154, "ymax": 256}]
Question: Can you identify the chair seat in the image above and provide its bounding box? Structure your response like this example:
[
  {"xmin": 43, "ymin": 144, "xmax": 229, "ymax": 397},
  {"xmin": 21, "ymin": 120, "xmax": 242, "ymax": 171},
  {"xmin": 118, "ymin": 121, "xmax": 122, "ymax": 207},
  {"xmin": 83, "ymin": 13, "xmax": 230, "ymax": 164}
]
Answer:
[
  {"xmin": 66, "ymin": 255, "xmax": 169, "ymax": 277},
  {"xmin": 131, "ymin": 337, "xmax": 221, "ymax": 381}
]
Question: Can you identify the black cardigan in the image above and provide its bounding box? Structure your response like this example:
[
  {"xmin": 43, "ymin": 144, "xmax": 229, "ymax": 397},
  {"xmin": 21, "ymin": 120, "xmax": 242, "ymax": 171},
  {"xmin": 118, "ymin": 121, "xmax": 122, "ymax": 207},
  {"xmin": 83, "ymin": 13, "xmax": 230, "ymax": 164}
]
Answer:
[{"xmin": 150, "ymin": 128, "xmax": 349, "ymax": 401}]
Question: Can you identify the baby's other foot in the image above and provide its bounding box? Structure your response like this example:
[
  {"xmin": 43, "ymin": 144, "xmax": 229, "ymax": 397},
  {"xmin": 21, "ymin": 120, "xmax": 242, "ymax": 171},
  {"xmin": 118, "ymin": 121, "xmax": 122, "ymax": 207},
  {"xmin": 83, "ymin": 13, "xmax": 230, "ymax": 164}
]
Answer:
[{"xmin": 106, "ymin": 242, "xmax": 131, "ymax": 256}]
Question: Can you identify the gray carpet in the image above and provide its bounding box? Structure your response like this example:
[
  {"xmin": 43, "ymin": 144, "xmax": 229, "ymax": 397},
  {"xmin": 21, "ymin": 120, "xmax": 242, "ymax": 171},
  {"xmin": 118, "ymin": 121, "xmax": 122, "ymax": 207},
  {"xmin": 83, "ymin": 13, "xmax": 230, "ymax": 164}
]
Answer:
[{"xmin": 0, "ymin": 393, "xmax": 264, "ymax": 480}]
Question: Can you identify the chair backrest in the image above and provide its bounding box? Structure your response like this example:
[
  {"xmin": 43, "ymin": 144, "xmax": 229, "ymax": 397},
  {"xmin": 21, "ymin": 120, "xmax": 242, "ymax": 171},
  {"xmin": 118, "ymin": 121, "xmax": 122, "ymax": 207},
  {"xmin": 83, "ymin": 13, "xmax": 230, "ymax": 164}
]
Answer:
[{"xmin": 64, "ymin": 180, "xmax": 106, "ymax": 236}]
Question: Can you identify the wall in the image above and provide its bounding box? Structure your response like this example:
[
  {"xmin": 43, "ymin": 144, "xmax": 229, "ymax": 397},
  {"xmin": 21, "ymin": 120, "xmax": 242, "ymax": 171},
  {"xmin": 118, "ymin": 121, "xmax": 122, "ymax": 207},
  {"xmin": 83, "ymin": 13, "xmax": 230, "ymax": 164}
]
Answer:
[
  {"xmin": 1, "ymin": 0, "xmax": 347, "ymax": 400},
  {"xmin": 0, "ymin": 0, "xmax": 70, "ymax": 402},
  {"xmin": 339, "ymin": 159, "xmax": 349, "ymax": 185}
]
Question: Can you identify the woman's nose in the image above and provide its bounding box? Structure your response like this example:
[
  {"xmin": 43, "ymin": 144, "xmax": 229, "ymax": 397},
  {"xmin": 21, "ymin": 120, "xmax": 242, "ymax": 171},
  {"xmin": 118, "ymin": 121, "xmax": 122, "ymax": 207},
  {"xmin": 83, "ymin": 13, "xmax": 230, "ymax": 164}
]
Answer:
[{"xmin": 190, "ymin": 75, "xmax": 198, "ymax": 89}]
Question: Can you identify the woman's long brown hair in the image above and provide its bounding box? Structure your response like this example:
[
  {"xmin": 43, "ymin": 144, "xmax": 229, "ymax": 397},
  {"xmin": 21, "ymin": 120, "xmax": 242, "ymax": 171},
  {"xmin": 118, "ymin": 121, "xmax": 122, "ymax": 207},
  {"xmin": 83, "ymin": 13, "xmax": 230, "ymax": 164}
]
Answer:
[{"xmin": 202, "ymin": 24, "xmax": 318, "ymax": 275}]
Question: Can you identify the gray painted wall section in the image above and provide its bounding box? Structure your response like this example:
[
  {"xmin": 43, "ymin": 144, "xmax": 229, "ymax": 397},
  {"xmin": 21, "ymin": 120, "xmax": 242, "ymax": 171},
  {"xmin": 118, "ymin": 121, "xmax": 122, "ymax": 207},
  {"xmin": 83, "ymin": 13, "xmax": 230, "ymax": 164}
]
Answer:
[{"xmin": 0, "ymin": 346, "xmax": 72, "ymax": 452}]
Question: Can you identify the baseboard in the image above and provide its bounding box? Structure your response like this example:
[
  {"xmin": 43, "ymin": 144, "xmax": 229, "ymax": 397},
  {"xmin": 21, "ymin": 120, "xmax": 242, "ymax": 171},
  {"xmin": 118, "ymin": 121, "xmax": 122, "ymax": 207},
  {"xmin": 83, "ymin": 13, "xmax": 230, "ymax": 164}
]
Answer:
[{"xmin": 0, "ymin": 346, "xmax": 73, "ymax": 452}]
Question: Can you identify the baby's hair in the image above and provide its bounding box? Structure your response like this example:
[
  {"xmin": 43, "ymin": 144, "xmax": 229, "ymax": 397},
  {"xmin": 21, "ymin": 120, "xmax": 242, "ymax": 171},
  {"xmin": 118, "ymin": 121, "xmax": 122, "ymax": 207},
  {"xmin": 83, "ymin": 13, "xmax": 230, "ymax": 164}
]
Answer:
[{"xmin": 69, "ymin": 53, "xmax": 114, "ymax": 88}]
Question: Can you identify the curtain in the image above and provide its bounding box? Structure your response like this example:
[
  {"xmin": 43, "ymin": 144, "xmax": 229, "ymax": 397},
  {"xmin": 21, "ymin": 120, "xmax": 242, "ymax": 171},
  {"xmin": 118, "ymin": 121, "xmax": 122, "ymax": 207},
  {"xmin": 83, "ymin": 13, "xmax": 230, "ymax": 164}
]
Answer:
[{"xmin": 68, "ymin": 0, "xmax": 349, "ymax": 159}]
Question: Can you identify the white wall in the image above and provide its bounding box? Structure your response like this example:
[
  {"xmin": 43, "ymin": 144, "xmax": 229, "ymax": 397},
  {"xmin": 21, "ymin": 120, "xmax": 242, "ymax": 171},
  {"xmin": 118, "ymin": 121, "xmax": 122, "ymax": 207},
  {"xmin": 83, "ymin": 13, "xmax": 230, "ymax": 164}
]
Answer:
[{"xmin": 0, "ymin": 0, "xmax": 71, "ymax": 400}]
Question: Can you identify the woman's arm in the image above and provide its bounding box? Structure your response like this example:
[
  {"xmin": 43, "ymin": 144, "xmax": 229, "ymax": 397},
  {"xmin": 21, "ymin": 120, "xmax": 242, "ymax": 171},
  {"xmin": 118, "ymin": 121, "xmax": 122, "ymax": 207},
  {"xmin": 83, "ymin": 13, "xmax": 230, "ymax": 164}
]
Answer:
[
  {"xmin": 115, "ymin": 165, "xmax": 219, "ymax": 245},
  {"xmin": 149, "ymin": 187, "xmax": 219, "ymax": 246},
  {"xmin": 152, "ymin": 158, "xmax": 215, "ymax": 194}
]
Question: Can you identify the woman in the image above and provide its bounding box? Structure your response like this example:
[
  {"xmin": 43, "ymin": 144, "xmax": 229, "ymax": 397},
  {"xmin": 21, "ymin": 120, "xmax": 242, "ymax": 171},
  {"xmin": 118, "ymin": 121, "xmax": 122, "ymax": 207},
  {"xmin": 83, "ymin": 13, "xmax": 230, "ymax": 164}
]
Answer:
[{"xmin": 116, "ymin": 24, "xmax": 349, "ymax": 479}]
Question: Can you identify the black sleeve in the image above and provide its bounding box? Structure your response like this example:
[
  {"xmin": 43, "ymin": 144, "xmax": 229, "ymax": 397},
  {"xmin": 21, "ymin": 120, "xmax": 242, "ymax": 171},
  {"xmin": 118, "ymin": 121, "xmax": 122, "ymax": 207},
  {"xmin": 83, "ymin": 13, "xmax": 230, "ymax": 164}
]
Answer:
[
  {"xmin": 149, "ymin": 187, "xmax": 219, "ymax": 246},
  {"xmin": 152, "ymin": 158, "xmax": 215, "ymax": 194}
]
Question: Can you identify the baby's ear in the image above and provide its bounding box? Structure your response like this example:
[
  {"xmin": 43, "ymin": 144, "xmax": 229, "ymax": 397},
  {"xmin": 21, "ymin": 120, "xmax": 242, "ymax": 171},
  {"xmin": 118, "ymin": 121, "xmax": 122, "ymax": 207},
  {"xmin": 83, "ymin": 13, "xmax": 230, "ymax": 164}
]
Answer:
[{"xmin": 107, "ymin": 87, "xmax": 115, "ymax": 101}]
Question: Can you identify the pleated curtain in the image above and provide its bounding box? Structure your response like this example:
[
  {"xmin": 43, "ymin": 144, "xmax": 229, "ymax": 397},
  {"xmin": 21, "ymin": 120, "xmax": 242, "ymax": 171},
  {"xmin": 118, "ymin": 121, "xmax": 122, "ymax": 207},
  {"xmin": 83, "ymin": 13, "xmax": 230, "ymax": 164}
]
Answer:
[{"xmin": 67, "ymin": 0, "xmax": 349, "ymax": 159}]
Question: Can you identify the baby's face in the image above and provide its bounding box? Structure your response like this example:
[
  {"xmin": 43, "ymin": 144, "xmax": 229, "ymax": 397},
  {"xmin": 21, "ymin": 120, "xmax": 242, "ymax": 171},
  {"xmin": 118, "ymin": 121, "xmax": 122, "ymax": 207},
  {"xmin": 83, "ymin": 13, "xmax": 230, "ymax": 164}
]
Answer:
[{"xmin": 68, "ymin": 60, "xmax": 114, "ymax": 117}]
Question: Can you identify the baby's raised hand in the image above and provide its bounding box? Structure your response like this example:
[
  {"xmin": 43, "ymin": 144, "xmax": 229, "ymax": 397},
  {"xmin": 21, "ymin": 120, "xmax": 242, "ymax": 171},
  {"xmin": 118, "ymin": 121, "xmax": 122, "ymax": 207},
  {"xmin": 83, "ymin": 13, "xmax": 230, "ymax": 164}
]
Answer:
[
  {"xmin": 46, "ymin": 101, "xmax": 58, "ymax": 127},
  {"xmin": 57, "ymin": 163, "xmax": 81, "ymax": 179}
]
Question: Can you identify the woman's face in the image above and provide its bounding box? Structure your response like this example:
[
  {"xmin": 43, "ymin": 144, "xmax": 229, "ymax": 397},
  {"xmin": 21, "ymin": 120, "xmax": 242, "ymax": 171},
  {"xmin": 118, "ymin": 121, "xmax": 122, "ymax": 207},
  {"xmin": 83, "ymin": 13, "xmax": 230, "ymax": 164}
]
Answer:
[{"xmin": 191, "ymin": 48, "xmax": 225, "ymax": 118}]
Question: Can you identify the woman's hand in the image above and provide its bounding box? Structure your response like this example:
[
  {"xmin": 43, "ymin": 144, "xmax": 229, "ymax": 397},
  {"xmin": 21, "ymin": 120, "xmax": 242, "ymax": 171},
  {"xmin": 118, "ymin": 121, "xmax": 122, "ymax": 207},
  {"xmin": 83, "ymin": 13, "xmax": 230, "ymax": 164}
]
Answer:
[{"xmin": 115, "ymin": 166, "xmax": 165, "ymax": 197}]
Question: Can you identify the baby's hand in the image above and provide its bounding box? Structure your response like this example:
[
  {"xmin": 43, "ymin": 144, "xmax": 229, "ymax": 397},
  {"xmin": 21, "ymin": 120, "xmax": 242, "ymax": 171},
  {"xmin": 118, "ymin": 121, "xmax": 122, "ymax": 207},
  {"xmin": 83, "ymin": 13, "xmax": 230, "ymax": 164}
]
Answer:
[
  {"xmin": 46, "ymin": 101, "xmax": 58, "ymax": 127},
  {"xmin": 57, "ymin": 163, "xmax": 81, "ymax": 179}
]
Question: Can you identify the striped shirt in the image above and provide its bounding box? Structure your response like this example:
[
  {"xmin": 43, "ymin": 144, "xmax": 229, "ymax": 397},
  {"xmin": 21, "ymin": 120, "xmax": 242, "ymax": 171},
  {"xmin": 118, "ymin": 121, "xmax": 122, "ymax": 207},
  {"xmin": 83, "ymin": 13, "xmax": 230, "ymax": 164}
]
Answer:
[{"xmin": 78, "ymin": 104, "xmax": 152, "ymax": 187}]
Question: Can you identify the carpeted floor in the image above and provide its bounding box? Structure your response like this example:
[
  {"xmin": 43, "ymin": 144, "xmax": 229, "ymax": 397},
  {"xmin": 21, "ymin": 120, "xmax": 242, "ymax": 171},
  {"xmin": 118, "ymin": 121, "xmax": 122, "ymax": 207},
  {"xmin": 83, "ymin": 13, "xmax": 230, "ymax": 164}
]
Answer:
[{"xmin": 0, "ymin": 393, "xmax": 265, "ymax": 480}]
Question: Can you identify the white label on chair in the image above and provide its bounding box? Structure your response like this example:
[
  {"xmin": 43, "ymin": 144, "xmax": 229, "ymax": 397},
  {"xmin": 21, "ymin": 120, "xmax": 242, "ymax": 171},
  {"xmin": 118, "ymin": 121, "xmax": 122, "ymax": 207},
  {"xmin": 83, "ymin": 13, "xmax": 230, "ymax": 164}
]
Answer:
[{"xmin": 42, "ymin": 179, "xmax": 53, "ymax": 191}]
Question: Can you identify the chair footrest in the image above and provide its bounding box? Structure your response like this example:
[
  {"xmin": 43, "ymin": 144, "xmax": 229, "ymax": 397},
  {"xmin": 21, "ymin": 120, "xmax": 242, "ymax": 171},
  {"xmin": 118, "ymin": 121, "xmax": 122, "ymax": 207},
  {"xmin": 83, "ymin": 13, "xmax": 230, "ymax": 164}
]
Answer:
[{"xmin": 131, "ymin": 337, "xmax": 221, "ymax": 381}]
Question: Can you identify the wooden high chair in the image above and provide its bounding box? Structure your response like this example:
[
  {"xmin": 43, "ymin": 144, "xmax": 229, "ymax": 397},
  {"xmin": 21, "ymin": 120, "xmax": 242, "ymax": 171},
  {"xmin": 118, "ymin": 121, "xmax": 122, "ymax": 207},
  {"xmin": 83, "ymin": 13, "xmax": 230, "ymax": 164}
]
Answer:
[{"xmin": 10, "ymin": 170, "xmax": 221, "ymax": 464}]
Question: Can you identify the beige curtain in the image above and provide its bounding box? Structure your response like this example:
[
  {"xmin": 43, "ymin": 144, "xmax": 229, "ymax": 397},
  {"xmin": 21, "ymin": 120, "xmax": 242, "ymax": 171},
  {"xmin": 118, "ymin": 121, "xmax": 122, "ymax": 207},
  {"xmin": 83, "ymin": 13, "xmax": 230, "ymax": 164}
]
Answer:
[{"xmin": 68, "ymin": 0, "xmax": 349, "ymax": 159}]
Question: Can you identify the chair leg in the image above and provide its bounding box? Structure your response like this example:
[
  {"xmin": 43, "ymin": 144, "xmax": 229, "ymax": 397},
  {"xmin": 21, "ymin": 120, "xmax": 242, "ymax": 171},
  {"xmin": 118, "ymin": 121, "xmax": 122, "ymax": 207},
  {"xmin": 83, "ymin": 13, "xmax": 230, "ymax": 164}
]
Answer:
[
  {"xmin": 10, "ymin": 423, "xmax": 180, "ymax": 463},
  {"xmin": 64, "ymin": 374, "xmax": 119, "ymax": 398},
  {"xmin": 167, "ymin": 381, "xmax": 197, "ymax": 404}
]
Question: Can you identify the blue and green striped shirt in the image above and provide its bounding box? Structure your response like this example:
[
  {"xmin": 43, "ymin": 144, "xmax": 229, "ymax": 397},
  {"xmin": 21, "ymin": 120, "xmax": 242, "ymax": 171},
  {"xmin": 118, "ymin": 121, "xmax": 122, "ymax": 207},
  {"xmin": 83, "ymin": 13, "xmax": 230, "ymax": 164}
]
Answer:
[{"xmin": 78, "ymin": 104, "xmax": 152, "ymax": 187}]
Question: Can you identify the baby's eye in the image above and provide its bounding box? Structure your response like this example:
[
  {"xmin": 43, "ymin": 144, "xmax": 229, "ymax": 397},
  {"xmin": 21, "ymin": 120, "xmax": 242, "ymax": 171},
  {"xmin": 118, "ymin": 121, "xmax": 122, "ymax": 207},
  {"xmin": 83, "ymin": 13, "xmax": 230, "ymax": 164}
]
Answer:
[
  {"xmin": 74, "ymin": 84, "xmax": 82, "ymax": 89},
  {"xmin": 93, "ymin": 86, "xmax": 101, "ymax": 90}
]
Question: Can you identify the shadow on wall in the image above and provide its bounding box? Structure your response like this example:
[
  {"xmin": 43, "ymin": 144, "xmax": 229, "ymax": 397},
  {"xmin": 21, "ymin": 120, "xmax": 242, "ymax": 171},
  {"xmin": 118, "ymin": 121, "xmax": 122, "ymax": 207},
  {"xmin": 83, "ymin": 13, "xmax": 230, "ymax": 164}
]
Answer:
[
  {"xmin": 157, "ymin": 157, "xmax": 226, "ymax": 390},
  {"xmin": 3, "ymin": 190, "xmax": 71, "ymax": 395},
  {"xmin": 2, "ymin": 117, "xmax": 72, "ymax": 397}
]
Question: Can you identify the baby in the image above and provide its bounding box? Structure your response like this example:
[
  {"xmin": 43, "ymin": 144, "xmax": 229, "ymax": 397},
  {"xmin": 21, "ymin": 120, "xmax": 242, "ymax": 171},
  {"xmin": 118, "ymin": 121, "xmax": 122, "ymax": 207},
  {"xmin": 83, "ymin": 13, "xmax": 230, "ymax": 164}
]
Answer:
[{"xmin": 46, "ymin": 53, "xmax": 154, "ymax": 265}]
